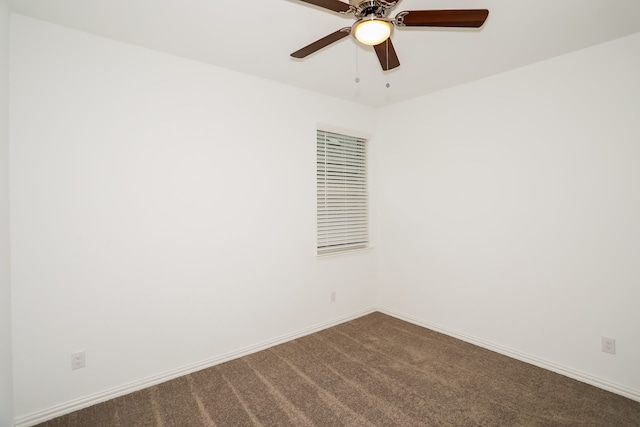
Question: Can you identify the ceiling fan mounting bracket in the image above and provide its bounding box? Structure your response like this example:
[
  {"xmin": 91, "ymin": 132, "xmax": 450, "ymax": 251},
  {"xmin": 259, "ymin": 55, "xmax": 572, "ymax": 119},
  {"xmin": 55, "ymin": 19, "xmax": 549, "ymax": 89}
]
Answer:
[
  {"xmin": 394, "ymin": 11, "xmax": 408, "ymax": 27},
  {"xmin": 378, "ymin": 1, "xmax": 399, "ymax": 8}
]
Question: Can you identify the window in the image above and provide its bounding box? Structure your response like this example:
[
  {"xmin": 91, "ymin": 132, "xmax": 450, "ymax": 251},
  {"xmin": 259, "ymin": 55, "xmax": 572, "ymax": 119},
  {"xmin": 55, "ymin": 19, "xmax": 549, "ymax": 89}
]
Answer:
[{"xmin": 317, "ymin": 130, "xmax": 368, "ymax": 254}]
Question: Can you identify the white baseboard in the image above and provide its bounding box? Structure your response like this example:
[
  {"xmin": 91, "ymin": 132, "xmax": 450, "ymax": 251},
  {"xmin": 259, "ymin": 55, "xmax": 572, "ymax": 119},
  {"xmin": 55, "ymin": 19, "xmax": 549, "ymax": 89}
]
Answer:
[
  {"xmin": 378, "ymin": 307, "xmax": 640, "ymax": 403},
  {"xmin": 14, "ymin": 308, "xmax": 376, "ymax": 427},
  {"xmin": 16, "ymin": 306, "xmax": 639, "ymax": 426}
]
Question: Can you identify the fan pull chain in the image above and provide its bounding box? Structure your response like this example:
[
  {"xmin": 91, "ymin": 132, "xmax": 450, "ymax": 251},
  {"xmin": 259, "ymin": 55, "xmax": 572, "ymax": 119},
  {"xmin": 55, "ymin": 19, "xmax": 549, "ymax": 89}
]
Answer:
[
  {"xmin": 385, "ymin": 40, "xmax": 391, "ymax": 88},
  {"xmin": 355, "ymin": 45, "xmax": 360, "ymax": 83}
]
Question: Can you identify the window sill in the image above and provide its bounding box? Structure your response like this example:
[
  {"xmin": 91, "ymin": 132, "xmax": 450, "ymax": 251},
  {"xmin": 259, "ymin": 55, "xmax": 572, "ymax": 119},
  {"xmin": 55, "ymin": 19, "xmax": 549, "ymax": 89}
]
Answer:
[{"xmin": 316, "ymin": 246, "xmax": 374, "ymax": 259}]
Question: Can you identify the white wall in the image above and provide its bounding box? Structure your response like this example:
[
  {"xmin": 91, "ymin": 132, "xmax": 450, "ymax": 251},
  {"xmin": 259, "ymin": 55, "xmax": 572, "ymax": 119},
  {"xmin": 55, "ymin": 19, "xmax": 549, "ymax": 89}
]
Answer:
[
  {"xmin": 10, "ymin": 14, "xmax": 377, "ymax": 419},
  {"xmin": 376, "ymin": 32, "xmax": 640, "ymax": 397},
  {"xmin": 0, "ymin": 0, "xmax": 14, "ymax": 425}
]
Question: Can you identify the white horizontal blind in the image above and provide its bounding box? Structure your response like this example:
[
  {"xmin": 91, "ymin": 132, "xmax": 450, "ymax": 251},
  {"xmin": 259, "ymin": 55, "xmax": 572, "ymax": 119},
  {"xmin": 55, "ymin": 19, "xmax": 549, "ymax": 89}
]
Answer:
[{"xmin": 317, "ymin": 130, "xmax": 368, "ymax": 254}]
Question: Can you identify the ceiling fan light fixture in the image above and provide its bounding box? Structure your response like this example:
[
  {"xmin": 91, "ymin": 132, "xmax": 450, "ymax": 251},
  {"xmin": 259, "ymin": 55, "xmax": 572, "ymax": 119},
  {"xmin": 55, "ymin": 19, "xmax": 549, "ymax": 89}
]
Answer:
[{"xmin": 353, "ymin": 16, "xmax": 393, "ymax": 46}]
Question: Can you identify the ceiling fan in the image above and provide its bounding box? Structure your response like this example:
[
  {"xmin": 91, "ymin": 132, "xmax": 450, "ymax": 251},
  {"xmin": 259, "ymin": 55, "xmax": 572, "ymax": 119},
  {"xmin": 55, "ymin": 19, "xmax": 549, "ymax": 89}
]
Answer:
[{"xmin": 291, "ymin": 0, "xmax": 489, "ymax": 71}]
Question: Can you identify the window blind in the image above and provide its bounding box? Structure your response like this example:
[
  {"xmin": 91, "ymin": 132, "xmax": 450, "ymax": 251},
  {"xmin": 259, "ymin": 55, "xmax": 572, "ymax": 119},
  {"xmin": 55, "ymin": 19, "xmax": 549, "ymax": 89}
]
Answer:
[{"xmin": 317, "ymin": 130, "xmax": 368, "ymax": 254}]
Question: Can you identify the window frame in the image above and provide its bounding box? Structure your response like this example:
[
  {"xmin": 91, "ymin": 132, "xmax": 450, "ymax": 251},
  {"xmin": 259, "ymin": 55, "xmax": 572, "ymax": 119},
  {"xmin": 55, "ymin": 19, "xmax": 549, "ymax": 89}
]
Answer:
[{"xmin": 316, "ymin": 129, "xmax": 369, "ymax": 255}]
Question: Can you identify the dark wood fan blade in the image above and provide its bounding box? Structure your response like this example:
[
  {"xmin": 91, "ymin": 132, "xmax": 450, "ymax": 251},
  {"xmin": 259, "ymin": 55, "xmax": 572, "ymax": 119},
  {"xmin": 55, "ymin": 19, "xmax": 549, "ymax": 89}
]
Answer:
[
  {"xmin": 373, "ymin": 39, "xmax": 400, "ymax": 71},
  {"xmin": 396, "ymin": 10, "xmax": 489, "ymax": 28},
  {"xmin": 291, "ymin": 28, "xmax": 351, "ymax": 58},
  {"xmin": 298, "ymin": 0, "xmax": 352, "ymax": 13}
]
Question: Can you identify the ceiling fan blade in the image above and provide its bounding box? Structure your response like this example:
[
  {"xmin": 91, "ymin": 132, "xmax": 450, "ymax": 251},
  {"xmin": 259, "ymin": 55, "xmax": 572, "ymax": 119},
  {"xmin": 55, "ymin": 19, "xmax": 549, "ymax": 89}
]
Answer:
[
  {"xmin": 291, "ymin": 28, "xmax": 351, "ymax": 59},
  {"xmin": 298, "ymin": 0, "xmax": 353, "ymax": 14},
  {"xmin": 396, "ymin": 9, "xmax": 489, "ymax": 28},
  {"xmin": 373, "ymin": 39, "xmax": 400, "ymax": 71}
]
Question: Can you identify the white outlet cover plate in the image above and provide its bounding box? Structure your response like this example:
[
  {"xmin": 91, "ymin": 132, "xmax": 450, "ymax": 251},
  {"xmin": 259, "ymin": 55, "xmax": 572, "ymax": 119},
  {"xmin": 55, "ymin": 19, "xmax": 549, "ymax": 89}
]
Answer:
[
  {"xmin": 71, "ymin": 351, "xmax": 86, "ymax": 370},
  {"xmin": 601, "ymin": 337, "xmax": 616, "ymax": 354}
]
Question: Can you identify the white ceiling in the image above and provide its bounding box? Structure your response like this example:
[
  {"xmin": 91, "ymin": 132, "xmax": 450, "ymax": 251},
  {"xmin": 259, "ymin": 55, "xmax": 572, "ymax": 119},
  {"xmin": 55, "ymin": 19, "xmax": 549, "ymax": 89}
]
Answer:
[{"xmin": 9, "ymin": 0, "xmax": 640, "ymax": 107}]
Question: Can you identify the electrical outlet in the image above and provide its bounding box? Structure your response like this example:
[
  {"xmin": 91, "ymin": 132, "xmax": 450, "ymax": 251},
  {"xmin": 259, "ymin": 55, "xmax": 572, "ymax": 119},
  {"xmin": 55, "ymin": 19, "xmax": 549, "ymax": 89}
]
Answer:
[
  {"xmin": 71, "ymin": 351, "xmax": 86, "ymax": 370},
  {"xmin": 601, "ymin": 337, "xmax": 615, "ymax": 355},
  {"xmin": 330, "ymin": 291, "xmax": 336, "ymax": 303}
]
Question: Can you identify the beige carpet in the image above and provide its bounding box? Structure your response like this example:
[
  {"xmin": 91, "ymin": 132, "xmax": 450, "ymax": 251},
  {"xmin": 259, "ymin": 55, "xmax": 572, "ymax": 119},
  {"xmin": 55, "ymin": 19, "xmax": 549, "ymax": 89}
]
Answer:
[{"xmin": 38, "ymin": 312, "xmax": 640, "ymax": 426}]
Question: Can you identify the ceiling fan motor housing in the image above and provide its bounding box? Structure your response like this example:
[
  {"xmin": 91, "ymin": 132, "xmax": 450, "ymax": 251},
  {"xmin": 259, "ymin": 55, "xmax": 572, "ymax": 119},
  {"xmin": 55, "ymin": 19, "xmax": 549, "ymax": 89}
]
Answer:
[{"xmin": 349, "ymin": 0, "xmax": 395, "ymax": 18}]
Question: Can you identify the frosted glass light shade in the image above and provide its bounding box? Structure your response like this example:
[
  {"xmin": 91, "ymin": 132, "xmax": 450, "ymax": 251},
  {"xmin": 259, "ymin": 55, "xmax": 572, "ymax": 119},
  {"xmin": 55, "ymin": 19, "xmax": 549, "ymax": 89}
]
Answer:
[{"xmin": 353, "ymin": 18, "xmax": 393, "ymax": 46}]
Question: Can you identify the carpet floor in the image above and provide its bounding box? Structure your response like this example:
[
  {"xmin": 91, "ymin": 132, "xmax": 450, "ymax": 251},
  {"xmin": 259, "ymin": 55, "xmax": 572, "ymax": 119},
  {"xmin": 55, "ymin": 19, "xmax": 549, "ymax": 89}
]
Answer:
[{"xmin": 38, "ymin": 312, "xmax": 640, "ymax": 426}]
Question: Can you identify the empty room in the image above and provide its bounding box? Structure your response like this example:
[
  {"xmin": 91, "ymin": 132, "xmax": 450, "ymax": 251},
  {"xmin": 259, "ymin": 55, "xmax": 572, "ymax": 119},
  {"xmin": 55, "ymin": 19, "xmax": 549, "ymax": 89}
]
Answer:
[{"xmin": 1, "ymin": 0, "xmax": 639, "ymax": 426}]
